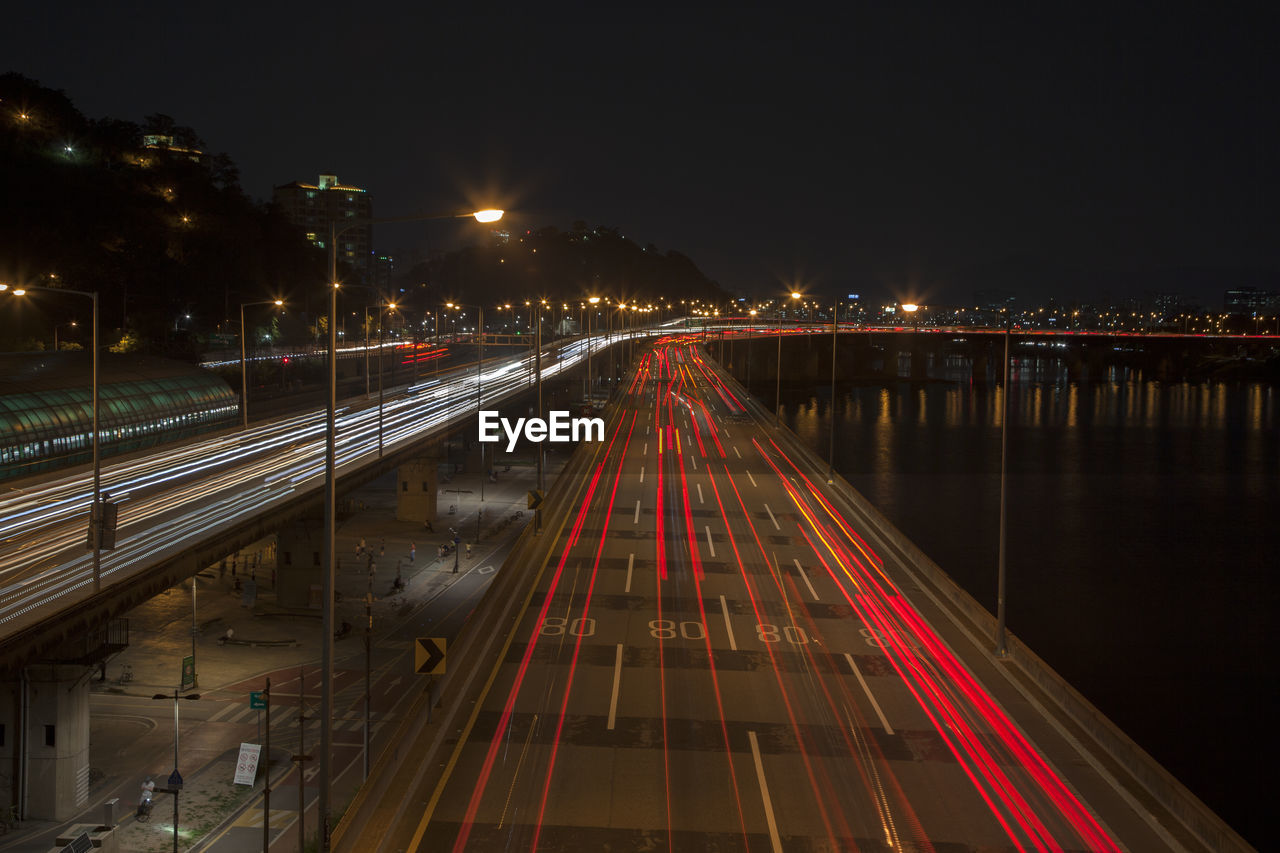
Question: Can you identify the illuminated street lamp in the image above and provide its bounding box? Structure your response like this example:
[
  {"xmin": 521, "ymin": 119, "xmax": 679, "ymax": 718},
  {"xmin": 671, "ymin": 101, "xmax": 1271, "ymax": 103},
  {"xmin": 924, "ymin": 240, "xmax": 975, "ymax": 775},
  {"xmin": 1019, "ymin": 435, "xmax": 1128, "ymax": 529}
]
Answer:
[
  {"xmin": 777, "ymin": 291, "xmax": 802, "ymax": 422},
  {"xmin": 320, "ymin": 208, "xmax": 500, "ymax": 848},
  {"xmin": 378, "ymin": 302, "xmax": 397, "ymax": 458},
  {"xmin": 54, "ymin": 319, "xmax": 78, "ymax": 351},
  {"xmin": 446, "ymin": 300, "xmax": 488, "ymax": 543},
  {"xmin": 4, "ymin": 283, "xmax": 103, "ymax": 591},
  {"xmin": 587, "ymin": 296, "xmax": 601, "ymax": 400},
  {"xmin": 240, "ymin": 300, "xmax": 284, "ymax": 430}
]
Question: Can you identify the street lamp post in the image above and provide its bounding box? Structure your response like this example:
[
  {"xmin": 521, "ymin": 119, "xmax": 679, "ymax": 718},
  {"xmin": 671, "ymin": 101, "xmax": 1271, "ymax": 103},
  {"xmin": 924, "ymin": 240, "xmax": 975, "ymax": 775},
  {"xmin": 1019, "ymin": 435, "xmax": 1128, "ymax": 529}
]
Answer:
[
  {"xmin": 995, "ymin": 323, "xmax": 1011, "ymax": 656},
  {"xmin": 320, "ymin": 208, "xmax": 501, "ymax": 849},
  {"xmin": 378, "ymin": 302, "xmax": 397, "ymax": 458},
  {"xmin": 240, "ymin": 300, "xmax": 284, "ymax": 430},
  {"xmin": 587, "ymin": 296, "xmax": 600, "ymax": 400},
  {"xmin": 447, "ymin": 301, "xmax": 488, "ymax": 542},
  {"xmin": 54, "ymin": 320, "xmax": 78, "ymax": 351},
  {"xmin": 776, "ymin": 292, "xmax": 801, "ymax": 423},
  {"xmin": 151, "ymin": 688, "xmax": 200, "ymax": 853},
  {"xmin": 828, "ymin": 301, "xmax": 838, "ymax": 482},
  {"xmin": 4, "ymin": 284, "xmax": 103, "ymax": 590}
]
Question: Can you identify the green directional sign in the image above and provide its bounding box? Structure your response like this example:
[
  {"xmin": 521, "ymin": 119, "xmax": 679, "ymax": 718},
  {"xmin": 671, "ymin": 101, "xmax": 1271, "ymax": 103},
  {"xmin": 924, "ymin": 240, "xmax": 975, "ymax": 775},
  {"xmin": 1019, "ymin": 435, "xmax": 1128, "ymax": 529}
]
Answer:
[
  {"xmin": 181, "ymin": 655, "xmax": 196, "ymax": 690},
  {"xmin": 249, "ymin": 691, "xmax": 266, "ymax": 710}
]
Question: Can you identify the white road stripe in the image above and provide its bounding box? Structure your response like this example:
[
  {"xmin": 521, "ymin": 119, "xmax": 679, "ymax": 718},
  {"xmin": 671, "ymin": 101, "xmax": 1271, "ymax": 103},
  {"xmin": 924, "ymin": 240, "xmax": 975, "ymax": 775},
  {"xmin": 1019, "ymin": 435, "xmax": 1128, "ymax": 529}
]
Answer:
[
  {"xmin": 634, "ymin": 500, "xmax": 641, "ymax": 523},
  {"xmin": 720, "ymin": 595, "xmax": 737, "ymax": 651},
  {"xmin": 640, "ymin": 465, "xmax": 645, "ymax": 484},
  {"xmin": 228, "ymin": 705, "xmax": 256, "ymax": 725},
  {"xmin": 763, "ymin": 503, "xmax": 780, "ymax": 530},
  {"xmin": 696, "ymin": 483, "xmax": 704, "ymax": 504},
  {"xmin": 607, "ymin": 644, "xmax": 624, "ymax": 730},
  {"xmin": 690, "ymin": 454, "xmax": 697, "ymax": 470},
  {"xmin": 723, "ymin": 428, "xmax": 731, "ymax": 438},
  {"xmin": 734, "ymin": 445, "xmax": 742, "ymax": 459},
  {"xmin": 793, "ymin": 558, "xmax": 820, "ymax": 600},
  {"xmin": 746, "ymin": 471, "xmax": 757, "ymax": 487},
  {"xmin": 748, "ymin": 731, "xmax": 784, "ymax": 853},
  {"xmin": 704, "ymin": 526, "xmax": 716, "ymax": 557},
  {"xmin": 844, "ymin": 652, "xmax": 895, "ymax": 734},
  {"xmin": 208, "ymin": 703, "xmax": 238, "ymax": 723},
  {"xmin": 625, "ymin": 553, "xmax": 634, "ymax": 593},
  {"xmin": 643, "ymin": 442, "xmax": 648, "ymax": 455}
]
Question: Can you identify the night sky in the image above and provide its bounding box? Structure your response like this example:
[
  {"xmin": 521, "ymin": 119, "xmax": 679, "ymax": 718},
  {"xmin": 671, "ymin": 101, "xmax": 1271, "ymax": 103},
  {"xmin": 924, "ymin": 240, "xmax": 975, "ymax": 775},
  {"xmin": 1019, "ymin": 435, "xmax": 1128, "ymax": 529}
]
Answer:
[{"xmin": 5, "ymin": 5, "xmax": 1277, "ymax": 306}]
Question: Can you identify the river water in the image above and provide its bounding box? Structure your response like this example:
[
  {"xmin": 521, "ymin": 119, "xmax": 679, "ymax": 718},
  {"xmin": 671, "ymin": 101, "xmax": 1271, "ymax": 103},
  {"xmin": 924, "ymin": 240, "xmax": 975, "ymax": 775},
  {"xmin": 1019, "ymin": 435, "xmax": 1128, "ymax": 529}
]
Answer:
[{"xmin": 767, "ymin": 359, "xmax": 1275, "ymax": 846}]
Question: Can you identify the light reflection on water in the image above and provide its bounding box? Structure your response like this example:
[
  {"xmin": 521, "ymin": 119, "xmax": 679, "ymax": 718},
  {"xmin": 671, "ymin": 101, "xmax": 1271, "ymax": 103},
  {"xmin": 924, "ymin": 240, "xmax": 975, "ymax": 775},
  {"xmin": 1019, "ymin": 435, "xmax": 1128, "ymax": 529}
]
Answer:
[{"xmin": 777, "ymin": 363, "xmax": 1276, "ymax": 844}]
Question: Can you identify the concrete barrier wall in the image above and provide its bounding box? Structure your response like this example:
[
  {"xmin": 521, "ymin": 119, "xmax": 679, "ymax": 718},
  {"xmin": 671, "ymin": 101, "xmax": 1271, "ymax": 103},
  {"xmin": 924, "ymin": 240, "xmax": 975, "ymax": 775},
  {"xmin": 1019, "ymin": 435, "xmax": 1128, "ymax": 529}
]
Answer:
[{"xmin": 726, "ymin": 367, "xmax": 1252, "ymax": 853}]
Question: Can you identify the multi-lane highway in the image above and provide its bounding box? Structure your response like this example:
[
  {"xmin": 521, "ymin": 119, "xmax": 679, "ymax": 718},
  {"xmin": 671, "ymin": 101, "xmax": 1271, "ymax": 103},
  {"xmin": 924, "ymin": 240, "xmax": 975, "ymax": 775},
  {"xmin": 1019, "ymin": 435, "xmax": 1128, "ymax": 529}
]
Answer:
[
  {"xmin": 358, "ymin": 335, "xmax": 1138, "ymax": 852},
  {"xmin": 0, "ymin": 333, "xmax": 638, "ymax": 649}
]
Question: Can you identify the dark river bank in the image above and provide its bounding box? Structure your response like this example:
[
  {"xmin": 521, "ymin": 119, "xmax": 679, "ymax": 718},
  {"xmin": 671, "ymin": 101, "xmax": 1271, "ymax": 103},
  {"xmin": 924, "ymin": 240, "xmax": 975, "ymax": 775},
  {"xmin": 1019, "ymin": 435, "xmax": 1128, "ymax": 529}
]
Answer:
[{"xmin": 743, "ymin": 358, "xmax": 1275, "ymax": 847}]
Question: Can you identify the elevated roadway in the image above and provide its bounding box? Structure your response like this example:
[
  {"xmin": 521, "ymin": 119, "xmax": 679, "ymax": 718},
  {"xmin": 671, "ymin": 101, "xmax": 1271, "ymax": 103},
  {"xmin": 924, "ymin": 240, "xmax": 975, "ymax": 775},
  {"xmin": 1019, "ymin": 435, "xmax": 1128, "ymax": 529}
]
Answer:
[
  {"xmin": 0, "ymin": 331, "xmax": 648, "ymax": 668},
  {"xmin": 338, "ymin": 334, "xmax": 1247, "ymax": 852}
]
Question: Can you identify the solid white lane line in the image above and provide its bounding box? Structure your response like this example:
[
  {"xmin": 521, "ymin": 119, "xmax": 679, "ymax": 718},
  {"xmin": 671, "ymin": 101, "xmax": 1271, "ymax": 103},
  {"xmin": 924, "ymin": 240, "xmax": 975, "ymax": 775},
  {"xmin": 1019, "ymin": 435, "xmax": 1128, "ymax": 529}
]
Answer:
[
  {"xmin": 634, "ymin": 500, "xmax": 641, "ymax": 523},
  {"xmin": 607, "ymin": 644, "xmax": 624, "ymax": 730},
  {"xmin": 793, "ymin": 558, "xmax": 820, "ymax": 600},
  {"xmin": 640, "ymin": 465, "xmax": 645, "ymax": 484},
  {"xmin": 696, "ymin": 483, "xmax": 704, "ymax": 504},
  {"xmin": 720, "ymin": 595, "xmax": 737, "ymax": 651},
  {"xmin": 704, "ymin": 526, "xmax": 716, "ymax": 557},
  {"xmin": 734, "ymin": 445, "xmax": 742, "ymax": 459},
  {"xmin": 747, "ymin": 471, "xmax": 757, "ymax": 487},
  {"xmin": 625, "ymin": 553, "xmax": 634, "ymax": 593},
  {"xmin": 748, "ymin": 731, "xmax": 784, "ymax": 853},
  {"xmin": 763, "ymin": 503, "xmax": 780, "ymax": 530},
  {"xmin": 844, "ymin": 652, "xmax": 895, "ymax": 734}
]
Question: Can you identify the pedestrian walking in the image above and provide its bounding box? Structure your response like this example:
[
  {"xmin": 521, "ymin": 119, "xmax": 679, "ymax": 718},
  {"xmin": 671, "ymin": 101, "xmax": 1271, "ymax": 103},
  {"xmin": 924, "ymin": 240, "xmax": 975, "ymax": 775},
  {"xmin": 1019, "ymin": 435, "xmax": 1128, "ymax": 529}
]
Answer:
[{"xmin": 409, "ymin": 542, "xmax": 416, "ymax": 563}]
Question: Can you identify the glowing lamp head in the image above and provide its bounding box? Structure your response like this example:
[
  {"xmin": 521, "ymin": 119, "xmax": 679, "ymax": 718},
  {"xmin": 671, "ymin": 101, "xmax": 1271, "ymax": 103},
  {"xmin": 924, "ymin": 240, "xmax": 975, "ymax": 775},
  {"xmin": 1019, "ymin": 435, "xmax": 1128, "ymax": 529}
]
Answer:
[
  {"xmin": 274, "ymin": 300, "xmax": 284, "ymax": 306},
  {"xmin": 589, "ymin": 296, "xmax": 601, "ymax": 304},
  {"xmin": 790, "ymin": 291, "xmax": 802, "ymax": 300},
  {"xmin": 901, "ymin": 303, "xmax": 919, "ymax": 313},
  {"xmin": 13, "ymin": 288, "xmax": 26, "ymax": 296},
  {"xmin": 388, "ymin": 302, "xmax": 397, "ymax": 310},
  {"xmin": 472, "ymin": 209, "xmax": 504, "ymax": 223}
]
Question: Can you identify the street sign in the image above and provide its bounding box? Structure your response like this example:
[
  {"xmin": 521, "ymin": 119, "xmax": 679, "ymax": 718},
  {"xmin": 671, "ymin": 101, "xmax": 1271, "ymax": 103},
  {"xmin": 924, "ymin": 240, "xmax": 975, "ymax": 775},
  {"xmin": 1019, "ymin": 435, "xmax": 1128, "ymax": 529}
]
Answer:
[
  {"xmin": 167, "ymin": 769, "xmax": 183, "ymax": 789},
  {"xmin": 180, "ymin": 655, "xmax": 196, "ymax": 691},
  {"xmin": 414, "ymin": 637, "xmax": 446, "ymax": 675},
  {"xmin": 527, "ymin": 489, "xmax": 544, "ymax": 509},
  {"xmin": 249, "ymin": 691, "xmax": 266, "ymax": 710},
  {"xmin": 233, "ymin": 742, "xmax": 261, "ymax": 786}
]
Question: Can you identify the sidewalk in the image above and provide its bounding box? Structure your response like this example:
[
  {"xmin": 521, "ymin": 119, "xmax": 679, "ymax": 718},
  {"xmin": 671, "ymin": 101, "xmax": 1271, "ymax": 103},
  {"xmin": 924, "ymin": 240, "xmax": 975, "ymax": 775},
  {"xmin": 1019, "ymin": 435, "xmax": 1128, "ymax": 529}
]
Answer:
[{"xmin": 0, "ymin": 457, "xmax": 550, "ymax": 853}]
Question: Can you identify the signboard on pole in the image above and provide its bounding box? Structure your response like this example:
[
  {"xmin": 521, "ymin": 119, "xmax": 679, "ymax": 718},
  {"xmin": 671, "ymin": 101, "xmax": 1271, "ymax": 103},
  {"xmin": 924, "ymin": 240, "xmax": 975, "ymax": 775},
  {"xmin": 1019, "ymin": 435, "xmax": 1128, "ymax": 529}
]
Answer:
[
  {"xmin": 180, "ymin": 655, "xmax": 196, "ymax": 691},
  {"xmin": 249, "ymin": 691, "xmax": 266, "ymax": 710},
  {"xmin": 233, "ymin": 743, "xmax": 261, "ymax": 786}
]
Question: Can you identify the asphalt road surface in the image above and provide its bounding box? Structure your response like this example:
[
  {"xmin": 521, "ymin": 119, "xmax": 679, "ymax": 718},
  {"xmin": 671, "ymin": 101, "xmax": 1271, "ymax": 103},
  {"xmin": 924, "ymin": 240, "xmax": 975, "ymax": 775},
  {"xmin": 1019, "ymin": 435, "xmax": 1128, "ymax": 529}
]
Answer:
[{"xmin": 383, "ymin": 336, "xmax": 1130, "ymax": 852}]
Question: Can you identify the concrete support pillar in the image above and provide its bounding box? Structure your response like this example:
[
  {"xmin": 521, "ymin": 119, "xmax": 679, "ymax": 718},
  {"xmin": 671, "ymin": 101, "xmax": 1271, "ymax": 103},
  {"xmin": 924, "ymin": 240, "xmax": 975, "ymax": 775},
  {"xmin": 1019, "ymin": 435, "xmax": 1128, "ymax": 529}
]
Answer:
[
  {"xmin": 0, "ymin": 664, "xmax": 92, "ymax": 820},
  {"xmin": 276, "ymin": 516, "xmax": 324, "ymax": 609},
  {"xmin": 397, "ymin": 453, "xmax": 440, "ymax": 524}
]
